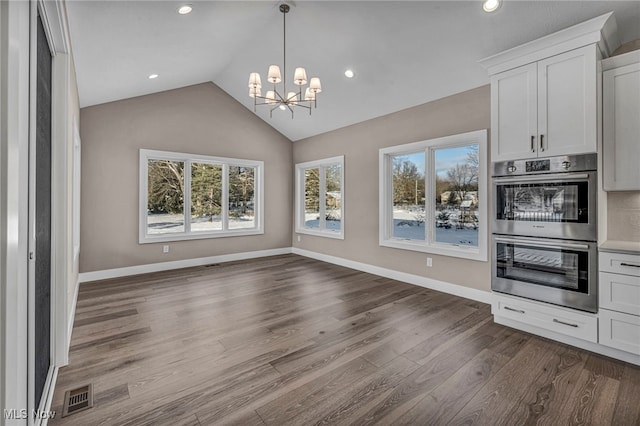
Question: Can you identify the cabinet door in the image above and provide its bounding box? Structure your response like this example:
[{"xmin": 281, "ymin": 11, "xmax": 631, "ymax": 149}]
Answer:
[
  {"xmin": 490, "ymin": 64, "xmax": 537, "ymax": 161},
  {"xmin": 599, "ymin": 309, "xmax": 640, "ymax": 355},
  {"xmin": 603, "ymin": 61, "xmax": 640, "ymax": 191},
  {"xmin": 537, "ymin": 46, "xmax": 597, "ymax": 157}
]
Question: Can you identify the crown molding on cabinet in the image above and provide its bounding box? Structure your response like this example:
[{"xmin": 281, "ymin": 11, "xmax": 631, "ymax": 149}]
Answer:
[{"xmin": 479, "ymin": 12, "xmax": 620, "ymax": 75}]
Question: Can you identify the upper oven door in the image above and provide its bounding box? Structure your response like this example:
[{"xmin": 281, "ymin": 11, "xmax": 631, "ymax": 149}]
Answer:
[{"xmin": 493, "ymin": 171, "xmax": 597, "ymax": 241}]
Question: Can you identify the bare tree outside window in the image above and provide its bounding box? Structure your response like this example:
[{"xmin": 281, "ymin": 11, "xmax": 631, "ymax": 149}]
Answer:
[{"xmin": 147, "ymin": 160, "xmax": 185, "ymax": 234}]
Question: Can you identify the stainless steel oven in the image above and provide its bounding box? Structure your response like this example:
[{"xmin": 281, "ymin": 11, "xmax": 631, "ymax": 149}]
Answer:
[
  {"xmin": 491, "ymin": 154, "xmax": 598, "ymax": 313},
  {"xmin": 493, "ymin": 154, "xmax": 597, "ymax": 241},
  {"xmin": 492, "ymin": 235, "xmax": 597, "ymax": 312}
]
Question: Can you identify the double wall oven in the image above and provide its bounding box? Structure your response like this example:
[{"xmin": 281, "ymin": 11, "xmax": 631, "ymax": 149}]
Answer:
[{"xmin": 491, "ymin": 154, "xmax": 598, "ymax": 313}]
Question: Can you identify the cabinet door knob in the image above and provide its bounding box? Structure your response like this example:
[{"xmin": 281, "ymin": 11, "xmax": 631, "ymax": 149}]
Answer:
[
  {"xmin": 540, "ymin": 134, "xmax": 545, "ymax": 152},
  {"xmin": 531, "ymin": 135, "xmax": 535, "ymax": 153}
]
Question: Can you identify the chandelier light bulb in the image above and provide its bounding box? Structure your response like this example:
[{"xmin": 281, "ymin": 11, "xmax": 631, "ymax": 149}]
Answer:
[
  {"xmin": 248, "ymin": 72, "xmax": 262, "ymax": 88},
  {"xmin": 309, "ymin": 77, "xmax": 322, "ymax": 93},
  {"xmin": 267, "ymin": 65, "xmax": 282, "ymax": 84},
  {"xmin": 266, "ymin": 90, "xmax": 276, "ymax": 104},
  {"xmin": 279, "ymin": 105, "xmax": 287, "ymax": 111},
  {"xmin": 304, "ymin": 88, "xmax": 315, "ymax": 101},
  {"xmin": 293, "ymin": 67, "xmax": 308, "ymax": 86},
  {"xmin": 249, "ymin": 86, "xmax": 261, "ymax": 98}
]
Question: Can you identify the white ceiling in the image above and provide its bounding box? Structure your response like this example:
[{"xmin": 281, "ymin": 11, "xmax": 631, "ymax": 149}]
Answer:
[{"xmin": 66, "ymin": 1, "xmax": 640, "ymax": 141}]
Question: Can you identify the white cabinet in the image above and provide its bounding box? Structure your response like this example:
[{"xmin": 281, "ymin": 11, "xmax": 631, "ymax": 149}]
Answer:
[
  {"xmin": 493, "ymin": 293, "xmax": 598, "ymax": 343},
  {"xmin": 599, "ymin": 310, "xmax": 640, "ymax": 355},
  {"xmin": 490, "ymin": 64, "xmax": 537, "ymax": 161},
  {"xmin": 598, "ymin": 250, "xmax": 640, "ymax": 355},
  {"xmin": 490, "ymin": 46, "xmax": 598, "ymax": 161},
  {"xmin": 602, "ymin": 50, "xmax": 640, "ymax": 191}
]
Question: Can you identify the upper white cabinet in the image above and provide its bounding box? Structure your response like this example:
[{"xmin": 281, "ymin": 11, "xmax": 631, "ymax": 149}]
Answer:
[
  {"xmin": 490, "ymin": 64, "xmax": 538, "ymax": 161},
  {"xmin": 491, "ymin": 46, "xmax": 597, "ymax": 161},
  {"xmin": 602, "ymin": 50, "xmax": 640, "ymax": 191},
  {"xmin": 480, "ymin": 12, "xmax": 619, "ymax": 162}
]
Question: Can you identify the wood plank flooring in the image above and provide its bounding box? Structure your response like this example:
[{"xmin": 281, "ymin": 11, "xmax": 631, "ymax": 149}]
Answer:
[{"xmin": 50, "ymin": 254, "xmax": 640, "ymax": 425}]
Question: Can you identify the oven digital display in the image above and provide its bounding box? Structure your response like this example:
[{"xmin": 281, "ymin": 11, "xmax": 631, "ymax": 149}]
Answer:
[{"xmin": 525, "ymin": 159, "xmax": 550, "ymax": 172}]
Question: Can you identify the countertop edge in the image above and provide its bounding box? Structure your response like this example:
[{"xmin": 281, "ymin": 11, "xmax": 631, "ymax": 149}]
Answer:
[{"xmin": 599, "ymin": 240, "xmax": 640, "ymax": 255}]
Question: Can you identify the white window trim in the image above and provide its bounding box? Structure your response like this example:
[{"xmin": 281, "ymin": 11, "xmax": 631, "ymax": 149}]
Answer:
[
  {"xmin": 295, "ymin": 155, "xmax": 345, "ymax": 239},
  {"xmin": 379, "ymin": 129, "xmax": 488, "ymax": 261},
  {"xmin": 139, "ymin": 149, "xmax": 264, "ymax": 244}
]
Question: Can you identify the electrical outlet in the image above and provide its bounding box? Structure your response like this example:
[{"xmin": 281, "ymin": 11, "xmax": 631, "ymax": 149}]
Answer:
[
  {"xmin": 426, "ymin": 257, "xmax": 432, "ymax": 267},
  {"xmin": 297, "ymin": 235, "xmax": 301, "ymax": 242},
  {"xmin": 163, "ymin": 245, "xmax": 170, "ymax": 254}
]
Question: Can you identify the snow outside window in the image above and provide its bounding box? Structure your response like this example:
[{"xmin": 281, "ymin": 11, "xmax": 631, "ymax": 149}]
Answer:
[
  {"xmin": 139, "ymin": 149, "xmax": 264, "ymax": 243},
  {"xmin": 379, "ymin": 130, "xmax": 488, "ymax": 261},
  {"xmin": 295, "ymin": 156, "xmax": 344, "ymax": 239}
]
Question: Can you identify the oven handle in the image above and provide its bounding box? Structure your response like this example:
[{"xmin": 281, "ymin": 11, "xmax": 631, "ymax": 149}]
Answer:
[
  {"xmin": 493, "ymin": 173, "xmax": 590, "ymax": 184},
  {"xmin": 494, "ymin": 237, "xmax": 590, "ymax": 251}
]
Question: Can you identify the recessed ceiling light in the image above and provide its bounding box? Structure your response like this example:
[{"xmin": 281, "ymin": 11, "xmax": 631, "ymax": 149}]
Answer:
[
  {"xmin": 344, "ymin": 69, "xmax": 355, "ymax": 78},
  {"xmin": 178, "ymin": 5, "xmax": 192, "ymax": 15},
  {"xmin": 148, "ymin": 74, "xmax": 159, "ymax": 79},
  {"xmin": 482, "ymin": 0, "xmax": 500, "ymax": 12}
]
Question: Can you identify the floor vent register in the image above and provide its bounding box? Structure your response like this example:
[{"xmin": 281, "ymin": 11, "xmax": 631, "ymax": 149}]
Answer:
[{"xmin": 62, "ymin": 384, "xmax": 93, "ymax": 417}]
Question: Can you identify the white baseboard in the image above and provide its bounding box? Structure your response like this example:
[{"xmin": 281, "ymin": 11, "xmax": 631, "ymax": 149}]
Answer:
[
  {"xmin": 291, "ymin": 247, "xmax": 492, "ymax": 305},
  {"xmin": 495, "ymin": 316, "xmax": 640, "ymax": 366},
  {"xmin": 78, "ymin": 247, "xmax": 293, "ymax": 283}
]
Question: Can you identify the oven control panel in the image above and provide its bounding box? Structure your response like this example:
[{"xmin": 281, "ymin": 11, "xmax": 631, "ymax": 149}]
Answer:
[
  {"xmin": 492, "ymin": 153, "xmax": 596, "ymax": 177},
  {"xmin": 525, "ymin": 159, "xmax": 550, "ymax": 173}
]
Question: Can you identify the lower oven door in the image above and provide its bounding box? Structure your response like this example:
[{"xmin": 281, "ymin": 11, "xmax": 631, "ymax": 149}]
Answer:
[{"xmin": 492, "ymin": 235, "xmax": 597, "ymax": 313}]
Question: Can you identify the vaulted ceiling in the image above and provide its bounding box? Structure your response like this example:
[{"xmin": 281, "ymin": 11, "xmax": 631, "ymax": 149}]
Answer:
[{"xmin": 66, "ymin": 1, "xmax": 640, "ymax": 141}]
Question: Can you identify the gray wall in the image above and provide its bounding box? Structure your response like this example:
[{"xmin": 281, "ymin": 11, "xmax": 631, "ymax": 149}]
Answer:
[
  {"xmin": 292, "ymin": 85, "xmax": 492, "ymax": 292},
  {"xmin": 79, "ymin": 82, "xmax": 293, "ymax": 273}
]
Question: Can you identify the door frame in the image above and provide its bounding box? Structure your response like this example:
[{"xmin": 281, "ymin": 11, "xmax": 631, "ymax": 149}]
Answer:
[
  {"xmin": 0, "ymin": 1, "xmax": 31, "ymax": 422},
  {"xmin": 29, "ymin": 0, "xmax": 72, "ymax": 422},
  {"xmin": 1, "ymin": 0, "xmax": 72, "ymax": 424}
]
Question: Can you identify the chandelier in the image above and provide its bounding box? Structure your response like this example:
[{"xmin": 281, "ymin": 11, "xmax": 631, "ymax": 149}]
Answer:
[{"xmin": 247, "ymin": 3, "xmax": 322, "ymax": 118}]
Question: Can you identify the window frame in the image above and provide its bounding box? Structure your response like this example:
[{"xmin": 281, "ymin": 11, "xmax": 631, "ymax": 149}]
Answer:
[
  {"xmin": 379, "ymin": 130, "xmax": 488, "ymax": 261},
  {"xmin": 139, "ymin": 149, "xmax": 264, "ymax": 244},
  {"xmin": 295, "ymin": 155, "xmax": 345, "ymax": 239}
]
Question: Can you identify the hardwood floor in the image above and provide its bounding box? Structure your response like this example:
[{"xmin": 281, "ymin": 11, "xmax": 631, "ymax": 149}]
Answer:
[{"xmin": 50, "ymin": 255, "xmax": 640, "ymax": 425}]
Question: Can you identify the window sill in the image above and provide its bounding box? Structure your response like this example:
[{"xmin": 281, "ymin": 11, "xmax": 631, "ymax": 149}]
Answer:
[
  {"xmin": 379, "ymin": 238, "xmax": 487, "ymax": 261},
  {"xmin": 296, "ymin": 228, "xmax": 344, "ymax": 240},
  {"xmin": 139, "ymin": 228, "xmax": 264, "ymax": 244}
]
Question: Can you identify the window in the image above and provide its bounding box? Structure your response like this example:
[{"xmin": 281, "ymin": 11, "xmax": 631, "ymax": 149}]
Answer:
[
  {"xmin": 379, "ymin": 130, "xmax": 487, "ymax": 261},
  {"xmin": 139, "ymin": 149, "xmax": 263, "ymax": 243},
  {"xmin": 295, "ymin": 156, "xmax": 344, "ymax": 239}
]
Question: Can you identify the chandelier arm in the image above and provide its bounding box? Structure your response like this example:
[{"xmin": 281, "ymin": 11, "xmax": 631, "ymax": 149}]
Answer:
[
  {"xmin": 269, "ymin": 104, "xmax": 281, "ymax": 114},
  {"xmin": 290, "ymin": 103, "xmax": 311, "ymax": 110},
  {"xmin": 274, "ymin": 90, "xmax": 286, "ymax": 102}
]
